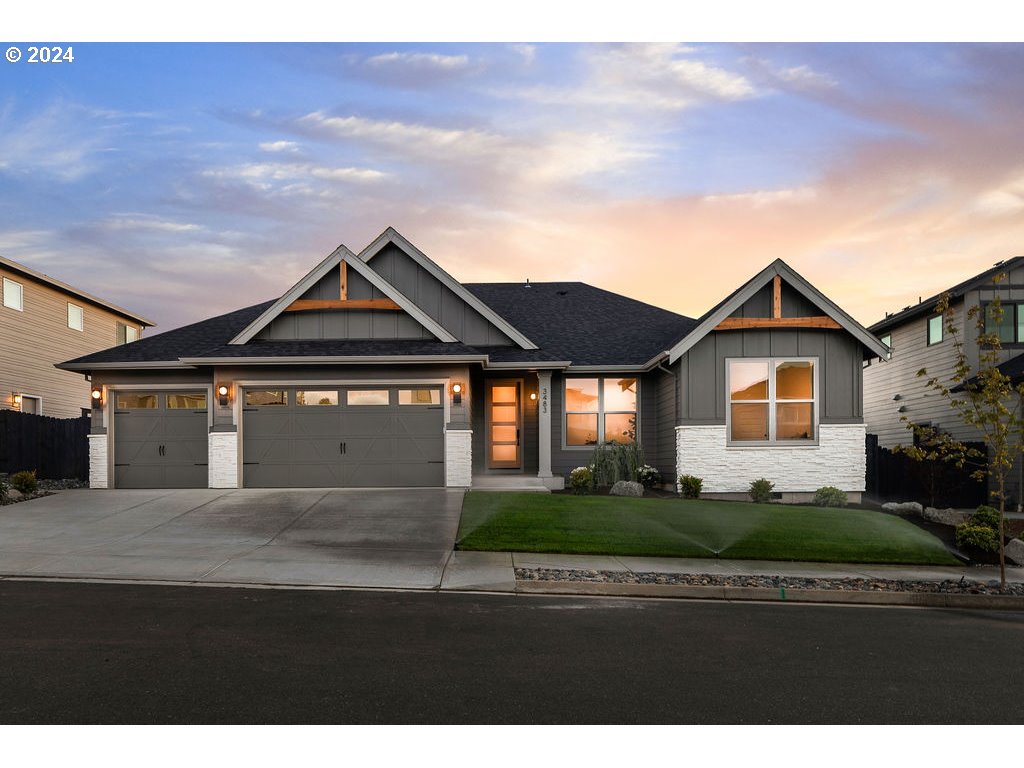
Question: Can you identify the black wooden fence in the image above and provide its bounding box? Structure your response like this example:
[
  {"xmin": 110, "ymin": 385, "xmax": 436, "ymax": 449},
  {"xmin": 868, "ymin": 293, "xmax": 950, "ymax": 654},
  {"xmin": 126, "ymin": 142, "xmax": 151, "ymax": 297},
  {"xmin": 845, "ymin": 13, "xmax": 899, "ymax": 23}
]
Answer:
[
  {"xmin": 0, "ymin": 410, "xmax": 90, "ymax": 480},
  {"xmin": 865, "ymin": 433, "xmax": 989, "ymax": 509}
]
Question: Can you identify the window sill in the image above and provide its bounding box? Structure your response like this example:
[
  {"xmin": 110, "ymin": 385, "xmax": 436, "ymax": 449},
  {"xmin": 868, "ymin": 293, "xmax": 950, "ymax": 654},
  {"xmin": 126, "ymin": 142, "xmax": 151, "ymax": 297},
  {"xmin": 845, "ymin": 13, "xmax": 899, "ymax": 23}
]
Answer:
[{"xmin": 726, "ymin": 441, "xmax": 819, "ymax": 449}]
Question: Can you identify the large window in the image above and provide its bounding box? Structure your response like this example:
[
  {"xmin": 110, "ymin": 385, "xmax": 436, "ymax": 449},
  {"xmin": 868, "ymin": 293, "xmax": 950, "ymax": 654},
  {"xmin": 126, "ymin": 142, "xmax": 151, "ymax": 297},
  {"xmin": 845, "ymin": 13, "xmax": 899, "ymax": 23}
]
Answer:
[
  {"xmin": 564, "ymin": 377, "xmax": 637, "ymax": 447},
  {"xmin": 728, "ymin": 358, "xmax": 816, "ymax": 444},
  {"xmin": 984, "ymin": 302, "xmax": 1024, "ymax": 344}
]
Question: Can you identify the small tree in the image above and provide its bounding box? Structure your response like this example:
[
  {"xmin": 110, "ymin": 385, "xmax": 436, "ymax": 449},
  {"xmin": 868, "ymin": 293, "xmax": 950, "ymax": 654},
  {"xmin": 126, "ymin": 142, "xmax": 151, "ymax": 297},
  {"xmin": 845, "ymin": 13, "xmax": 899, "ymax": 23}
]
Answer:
[{"xmin": 896, "ymin": 276, "xmax": 1024, "ymax": 590}]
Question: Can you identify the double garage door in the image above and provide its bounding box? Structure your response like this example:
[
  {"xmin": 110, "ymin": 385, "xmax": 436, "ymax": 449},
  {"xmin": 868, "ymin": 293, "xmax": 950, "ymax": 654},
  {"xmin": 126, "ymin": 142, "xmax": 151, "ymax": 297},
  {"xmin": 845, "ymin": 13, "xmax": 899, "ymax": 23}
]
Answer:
[
  {"xmin": 242, "ymin": 386, "xmax": 445, "ymax": 488},
  {"xmin": 111, "ymin": 385, "xmax": 445, "ymax": 489}
]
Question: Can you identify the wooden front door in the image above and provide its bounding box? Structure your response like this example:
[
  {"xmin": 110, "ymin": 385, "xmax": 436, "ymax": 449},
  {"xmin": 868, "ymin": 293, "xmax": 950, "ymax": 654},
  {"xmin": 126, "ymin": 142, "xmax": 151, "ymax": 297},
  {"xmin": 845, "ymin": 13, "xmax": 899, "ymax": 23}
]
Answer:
[{"xmin": 486, "ymin": 380, "xmax": 521, "ymax": 469}]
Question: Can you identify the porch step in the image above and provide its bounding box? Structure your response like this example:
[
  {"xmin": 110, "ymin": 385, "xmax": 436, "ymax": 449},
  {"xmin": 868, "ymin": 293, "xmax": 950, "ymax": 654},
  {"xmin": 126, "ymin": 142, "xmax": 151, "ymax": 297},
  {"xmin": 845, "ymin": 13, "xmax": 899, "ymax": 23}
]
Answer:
[{"xmin": 471, "ymin": 475, "xmax": 552, "ymax": 493}]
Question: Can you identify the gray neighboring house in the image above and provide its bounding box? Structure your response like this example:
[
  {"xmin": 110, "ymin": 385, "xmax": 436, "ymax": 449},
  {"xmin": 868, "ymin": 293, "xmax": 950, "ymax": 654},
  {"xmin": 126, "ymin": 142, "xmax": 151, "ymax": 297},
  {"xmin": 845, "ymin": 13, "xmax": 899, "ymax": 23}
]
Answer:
[
  {"xmin": 59, "ymin": 227, "xmax": 887, "ymax": 498},
  {"xmin": 864, "ymin": 256, "xmax": 1024, "ymax": 503}
]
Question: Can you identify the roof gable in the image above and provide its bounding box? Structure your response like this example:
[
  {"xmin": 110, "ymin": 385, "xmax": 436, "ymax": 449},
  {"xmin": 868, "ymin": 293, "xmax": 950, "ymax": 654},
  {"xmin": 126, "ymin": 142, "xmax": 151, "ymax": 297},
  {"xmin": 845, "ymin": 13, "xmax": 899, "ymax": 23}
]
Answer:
[
  {"xmin": 229, "ymin": 245, "xmax": 457, "ymax": 345},
  {"xmin": 361, "ymin": 227, "xmax": 537, "ymax": 350},
  {"xmin": 667, "ymin": 259, "xmax": 889, "ymax": 363}
]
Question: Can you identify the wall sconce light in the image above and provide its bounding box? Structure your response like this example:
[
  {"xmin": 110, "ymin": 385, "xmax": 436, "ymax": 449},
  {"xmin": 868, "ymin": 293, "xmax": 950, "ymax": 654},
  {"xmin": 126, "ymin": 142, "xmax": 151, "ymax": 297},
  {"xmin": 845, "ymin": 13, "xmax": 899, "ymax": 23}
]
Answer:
[
  {"xmin": 12, "ymin": 392, "xmax": 22, "ymax": 407},
  {"xmin": 217, "ymin": 384, "xmax": 230, "ymax": 407},
  {"xmin": 451, "ymin": 382, "xmax": 463, "ymax": 405},
  {"xmin": 91, "ymin": 388, "xmax": 103, "ymax": 407},
  {"xmin": 529, "ymin": 392, "xmax": 537, "ymax": 401}
]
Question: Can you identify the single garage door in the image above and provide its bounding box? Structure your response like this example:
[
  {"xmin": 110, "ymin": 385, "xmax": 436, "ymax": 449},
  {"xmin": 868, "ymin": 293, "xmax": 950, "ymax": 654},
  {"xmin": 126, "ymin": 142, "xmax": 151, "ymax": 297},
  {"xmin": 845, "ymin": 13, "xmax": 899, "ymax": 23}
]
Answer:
[
  {"xmin": 112, "ymin": 390, "xmax": 209, "ymax": 488},
  {"xmin": 242, "ymin": 386, "xmax": 444, "ymax": 488}
]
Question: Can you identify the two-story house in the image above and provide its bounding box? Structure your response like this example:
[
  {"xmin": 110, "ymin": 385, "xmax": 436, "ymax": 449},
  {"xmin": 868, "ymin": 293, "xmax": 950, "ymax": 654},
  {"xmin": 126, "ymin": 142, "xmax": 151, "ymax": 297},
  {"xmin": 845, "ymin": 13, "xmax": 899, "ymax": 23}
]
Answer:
[
  {"xmin": 864, "ymin": 256, "xmax": 1024, "ymax": 505},
  {"xmin": 1, "ymin": 255, "xmax": 153, "ymax": 419}
]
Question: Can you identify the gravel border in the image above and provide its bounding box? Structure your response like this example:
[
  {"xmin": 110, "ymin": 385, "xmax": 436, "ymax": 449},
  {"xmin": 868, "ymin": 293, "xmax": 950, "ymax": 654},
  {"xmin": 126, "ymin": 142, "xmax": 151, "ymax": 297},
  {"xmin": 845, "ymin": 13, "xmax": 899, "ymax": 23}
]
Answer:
[{"xmin": 515, "ymin": 567, "xmax": 1024, "ymax": 596}]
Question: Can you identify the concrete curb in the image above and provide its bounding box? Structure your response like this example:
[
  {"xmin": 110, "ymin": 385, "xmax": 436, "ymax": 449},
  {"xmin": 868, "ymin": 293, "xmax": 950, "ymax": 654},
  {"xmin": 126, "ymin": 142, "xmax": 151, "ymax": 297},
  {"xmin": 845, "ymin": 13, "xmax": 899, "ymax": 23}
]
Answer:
[{"xmin": 515, "ymin": 580, "xmax": 1024, "ymax": 610}]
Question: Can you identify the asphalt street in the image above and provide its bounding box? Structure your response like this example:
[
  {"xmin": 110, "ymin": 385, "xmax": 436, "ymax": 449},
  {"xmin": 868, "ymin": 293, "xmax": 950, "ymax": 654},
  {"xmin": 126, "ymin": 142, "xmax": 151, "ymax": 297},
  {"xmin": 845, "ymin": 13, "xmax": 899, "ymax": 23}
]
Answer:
[{"xmin": 1, "ymin": 580, "xmax": 1020, "ymax": 724}]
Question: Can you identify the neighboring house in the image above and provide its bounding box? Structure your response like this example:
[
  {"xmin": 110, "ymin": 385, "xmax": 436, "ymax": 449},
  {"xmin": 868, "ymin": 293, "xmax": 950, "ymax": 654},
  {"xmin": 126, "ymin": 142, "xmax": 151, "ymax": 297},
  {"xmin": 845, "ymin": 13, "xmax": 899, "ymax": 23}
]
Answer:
[
  {"xmin": 1, "ymin": 255, "xmax": 153, "ymax": 419},
  {"xmin": 59, "ymin": 227, "xmax": 886, "ymax": 497},
  {"xmin": 864, "ymin": 256, "xmax": 1024, "ymax": 504}
]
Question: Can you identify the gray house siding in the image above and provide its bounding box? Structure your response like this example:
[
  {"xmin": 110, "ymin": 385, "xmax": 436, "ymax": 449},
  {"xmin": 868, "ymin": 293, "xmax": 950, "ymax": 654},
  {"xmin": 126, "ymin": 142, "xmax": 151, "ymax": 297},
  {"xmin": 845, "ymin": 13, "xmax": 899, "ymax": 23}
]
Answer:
[
  {"xmin": 678, "ymin": 329, "xmax": 863, "ymax": 424},
  {"xmin": 654, "ymin": 366, "xmax": 677, "ymax": 482}
]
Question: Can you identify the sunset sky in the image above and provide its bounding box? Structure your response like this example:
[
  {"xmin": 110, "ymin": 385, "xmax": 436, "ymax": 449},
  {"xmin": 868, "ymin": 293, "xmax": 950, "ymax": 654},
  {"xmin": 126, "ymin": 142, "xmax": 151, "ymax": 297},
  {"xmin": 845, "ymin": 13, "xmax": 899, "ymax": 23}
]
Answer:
[{"xmin": 2, "ymin": 40, "xmax": 1023, "ymax": 332}]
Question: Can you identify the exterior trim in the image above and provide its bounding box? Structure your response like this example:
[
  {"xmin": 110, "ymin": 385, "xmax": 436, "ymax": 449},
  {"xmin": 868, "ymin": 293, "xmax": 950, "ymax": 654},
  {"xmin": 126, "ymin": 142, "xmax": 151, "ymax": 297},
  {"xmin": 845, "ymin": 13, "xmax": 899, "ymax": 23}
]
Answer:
[
  {"xmin": 229, "ymin": 245, "xmax": 458, "ymax": 345},
  {"xmin": 56, "ymin": 360, "xmax": 195, "ymax": 371},
  {"xmin": 360, "ymin": 227, "xmax": 539, "ymax": 350},
  {"xmin": 181, "ymin": 355, "xmax": 488, "ymax": 366},
  {"xmin": 667, "ymin": 260, "xmax": 890, "ymax": 363}
]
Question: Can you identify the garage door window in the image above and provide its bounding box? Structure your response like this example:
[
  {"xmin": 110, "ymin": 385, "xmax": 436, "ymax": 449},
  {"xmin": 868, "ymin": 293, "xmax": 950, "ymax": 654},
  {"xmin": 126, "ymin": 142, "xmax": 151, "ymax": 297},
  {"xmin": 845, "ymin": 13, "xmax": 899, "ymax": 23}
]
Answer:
[
  {"xmin": 347, "ymin": 390, "xmax": 390, "ymax": 406},
  {"xmin": 167, "ymin": 393, "xmax": 207, "ymax": 409},
  {"xmin": 297, "ymin": 390, "xmax": 338, "ymax": 406},
  {"xmin": 245, "ymin": 390, "xmax": 287, "ymax": 406},
  {"xmin": 116, "ymin": 393, "xmax": 157, "ymax": 409},
  {"xmin": 399, "ymin": 389, "xmax": 440, "ymax": 405}
]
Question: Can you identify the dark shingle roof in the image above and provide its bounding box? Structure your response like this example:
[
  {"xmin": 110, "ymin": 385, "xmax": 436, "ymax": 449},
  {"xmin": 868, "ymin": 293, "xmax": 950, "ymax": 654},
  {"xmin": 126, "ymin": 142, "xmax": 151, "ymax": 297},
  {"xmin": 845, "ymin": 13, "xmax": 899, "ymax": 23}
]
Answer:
[
  {"xmin": 464, "ymin": 282, "xmax": 697, "ymax": 366},
  {"xmin": 870, "ymin": 256, "xmax": 1024, "ymax": 334},
  {"xmin": 61, "ymin": 282, "xmax": 698, "ymax": 369}
]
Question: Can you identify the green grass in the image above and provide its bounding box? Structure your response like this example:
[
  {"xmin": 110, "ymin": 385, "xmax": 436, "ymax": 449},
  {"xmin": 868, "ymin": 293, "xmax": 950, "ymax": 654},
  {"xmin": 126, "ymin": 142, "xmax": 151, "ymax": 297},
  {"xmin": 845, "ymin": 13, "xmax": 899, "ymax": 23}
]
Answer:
[{"xmin": 456, "ymin": 492, "xmax": 960, "ymax": 565}]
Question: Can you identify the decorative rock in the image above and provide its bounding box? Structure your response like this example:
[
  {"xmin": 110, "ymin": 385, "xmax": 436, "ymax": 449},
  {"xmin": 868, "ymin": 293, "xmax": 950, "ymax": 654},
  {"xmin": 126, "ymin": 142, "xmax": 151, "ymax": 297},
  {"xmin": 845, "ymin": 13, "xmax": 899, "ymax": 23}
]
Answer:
[
  {"xmin": 6, "ymin": 488, "xmax": 23, "ymax": 501},
  {"xmin": 923, "ymin": 506, "xmax": 971, "ymax": 526},
  {"xmin": 881, "ymin": 501, "xmax": 923, "ymax": 514},
  {"xmin": 1006, "ymin": 538, "xmax": 1024, "ymax": 567},
  {"xmin": 609, "ymin": 480, "xmax": 644, "ymax": 497}
]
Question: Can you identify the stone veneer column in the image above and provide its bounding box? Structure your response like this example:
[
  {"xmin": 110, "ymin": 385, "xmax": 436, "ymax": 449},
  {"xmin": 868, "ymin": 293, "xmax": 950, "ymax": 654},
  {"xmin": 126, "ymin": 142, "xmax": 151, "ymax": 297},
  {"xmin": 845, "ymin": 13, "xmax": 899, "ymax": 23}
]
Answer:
[
  {"xmin": 537, "ymin": 370, "xmax": 553, "ymax": 479},
  {"xmin": 208, "ymin": 429, "xmax": 239, "ymax": 488},
  {"xmin": 445, "ymin": 429, "xmax": 473, "ymax": 487},
  {"xmin": 88, "ymin": 433, "xmax": 108, "ymax": 489}
]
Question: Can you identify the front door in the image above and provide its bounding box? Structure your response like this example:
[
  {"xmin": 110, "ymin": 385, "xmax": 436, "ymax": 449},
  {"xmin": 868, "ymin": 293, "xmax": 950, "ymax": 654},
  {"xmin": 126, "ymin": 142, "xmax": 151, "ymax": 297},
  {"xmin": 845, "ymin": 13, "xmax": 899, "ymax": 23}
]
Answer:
[{"xmin": 486, "ymin": 380, "xmax": 521, "ymax": 469}]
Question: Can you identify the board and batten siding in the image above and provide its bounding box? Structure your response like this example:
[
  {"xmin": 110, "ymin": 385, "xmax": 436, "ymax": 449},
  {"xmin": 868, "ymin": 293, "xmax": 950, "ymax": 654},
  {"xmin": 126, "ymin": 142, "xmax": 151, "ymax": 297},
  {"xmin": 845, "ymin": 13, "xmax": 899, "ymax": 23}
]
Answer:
[
  {"xmin": 257, "ymin": 243, "xmax": 515, "ymax": 345},
  {"xmin": 1, "ymin": 265, "xmax": 144, "ymax": 419},
  {"xmin": 677, "ymin": 328, "xmax": 863, "ymax": 425}
]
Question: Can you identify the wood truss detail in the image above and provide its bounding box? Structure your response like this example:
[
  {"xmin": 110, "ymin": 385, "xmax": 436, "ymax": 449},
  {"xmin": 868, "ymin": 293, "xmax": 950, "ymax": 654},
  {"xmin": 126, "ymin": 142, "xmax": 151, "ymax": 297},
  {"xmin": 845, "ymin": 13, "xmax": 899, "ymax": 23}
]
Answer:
[
  {"xmin": 284, "ymin": 298, "xmax": 403, "ymax": 312},
  {"xmin": 714, "ymin": 316, "xmax": 841, "ymax": 330}
]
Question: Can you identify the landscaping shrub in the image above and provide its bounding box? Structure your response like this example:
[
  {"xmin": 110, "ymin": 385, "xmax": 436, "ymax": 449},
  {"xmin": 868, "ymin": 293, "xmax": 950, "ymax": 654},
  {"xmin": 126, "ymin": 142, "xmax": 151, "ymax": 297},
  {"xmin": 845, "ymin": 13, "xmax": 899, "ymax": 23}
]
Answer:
[
  {"xmin": 749, "ymin": 478, "xmax": 774, "ymax": 504},
  {"xmin": 589, "ymin": 441, "xmax": 645, "ymax": 486},
  {"xmin": 813, "ymin": 486, "xmax": 848, "ymax": 508},
  {"xmin": 636, "ymin": 464, "xmax": 661, "ymax": 489},
  {"xmin": 0, "ymin": 479, "xmax": 8, "ymax": 503},
  {"xmin": 955, "ymin": 523, "xmax": 999, "ymax": 552},
  {"xmin": 569, "ymin": 466, "xmax": 594, "ymax": 495},
  {"xmin": 10, "ymin": 470, "xmax": 38, "ymax": 495},
  {"xmin": 678, "ymin": 474, "xmax": 703, "ymax": 499},
  {"xmin": 971, "ymin": 505, "xmax": 1001, "ymax": 530}
]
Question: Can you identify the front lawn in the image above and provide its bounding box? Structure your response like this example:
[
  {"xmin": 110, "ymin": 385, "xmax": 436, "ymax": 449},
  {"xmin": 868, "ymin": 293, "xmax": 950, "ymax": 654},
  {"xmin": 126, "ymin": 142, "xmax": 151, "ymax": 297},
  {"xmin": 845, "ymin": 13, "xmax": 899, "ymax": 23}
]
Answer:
[{"xmin": 456, "ymin": 492, "xmax": 960, "ymax": 565}]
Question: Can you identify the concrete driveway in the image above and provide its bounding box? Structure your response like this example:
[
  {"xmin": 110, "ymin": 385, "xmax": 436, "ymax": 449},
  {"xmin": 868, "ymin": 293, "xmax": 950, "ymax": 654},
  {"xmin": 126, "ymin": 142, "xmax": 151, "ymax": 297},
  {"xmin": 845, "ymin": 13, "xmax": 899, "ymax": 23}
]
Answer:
[{"xmin": 0, "ymin": 489, "xmax": 465, "ymax": 589}]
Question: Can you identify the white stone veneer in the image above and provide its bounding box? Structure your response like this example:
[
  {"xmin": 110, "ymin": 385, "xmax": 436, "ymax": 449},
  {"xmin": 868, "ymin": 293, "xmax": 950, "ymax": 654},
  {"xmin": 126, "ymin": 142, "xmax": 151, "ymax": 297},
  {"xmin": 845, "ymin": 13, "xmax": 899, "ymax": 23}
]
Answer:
[
  {"xmin": 88, "ymin": 434, "xmax": 108, "ymax": 489},
  {"xmin": 445, "ymin": 429, "xmax": 472, "ymax": 488},
  {"xmin": 676, "ymin": 424, "xmax": 866, "ymax": 493},
  {"xmin": 209, "ymin": 431, "xmax": 239, "ymax": 489}
]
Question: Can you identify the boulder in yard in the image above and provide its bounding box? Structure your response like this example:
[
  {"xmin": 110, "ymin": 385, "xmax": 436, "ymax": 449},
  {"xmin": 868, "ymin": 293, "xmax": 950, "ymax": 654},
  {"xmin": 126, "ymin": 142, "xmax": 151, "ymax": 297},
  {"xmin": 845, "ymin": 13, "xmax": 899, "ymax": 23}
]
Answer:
[
  {"xmin": 881, "ymin": 501, "xmax": 923, "ymax": 515},
  {"xmin": 609, "ymin": 481, "xmax": 644, "ymax": 498},
  {"xmin": 922, "ymin": 507, "xmax": 971, "ymax": 526},
  {"xmin": 6, "ymin": 488, "xmax": 23, "ymax": 502},
  {"xmin": 1005, "ymin": 538, "xmax": 1024, "ymax": 566}
]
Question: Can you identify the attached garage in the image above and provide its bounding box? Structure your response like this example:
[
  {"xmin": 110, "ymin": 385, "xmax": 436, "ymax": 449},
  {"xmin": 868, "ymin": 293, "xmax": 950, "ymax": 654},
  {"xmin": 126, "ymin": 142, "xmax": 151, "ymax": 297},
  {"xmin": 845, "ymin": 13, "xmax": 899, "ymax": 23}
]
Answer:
[
  {"xmin": 241, "ymin": 386, "xmax": 445, "ymax": 488},
  {"xmin": 112, "ymin": 390, "xmax": 209, "ymax": 488}
]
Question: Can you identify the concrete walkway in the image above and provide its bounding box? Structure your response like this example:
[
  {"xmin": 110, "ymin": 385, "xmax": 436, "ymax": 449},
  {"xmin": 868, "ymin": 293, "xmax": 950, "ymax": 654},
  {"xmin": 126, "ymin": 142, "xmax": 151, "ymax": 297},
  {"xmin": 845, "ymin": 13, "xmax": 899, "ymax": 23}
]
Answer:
[{"xmin": 440, "ymin": 550, "xmax": 1024, "ymax": 592}]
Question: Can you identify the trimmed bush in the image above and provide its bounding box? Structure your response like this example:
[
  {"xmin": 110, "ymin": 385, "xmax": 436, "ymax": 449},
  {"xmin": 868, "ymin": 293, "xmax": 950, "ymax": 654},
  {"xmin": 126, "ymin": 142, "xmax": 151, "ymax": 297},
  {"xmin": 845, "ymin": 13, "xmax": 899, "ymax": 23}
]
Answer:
[
  {"xmin": 814, "ymin": 486, "xmax": 848, "ymax": 508},
  {"xmin": 0, "ymin": 479, "xmax": 8, "ymax": 503},
  {"xmin": 678, "ymin": 474, "xmax": 703, "ymax": 499},
  {"xmin": 569, "ymin": 466, "xmax": 594, "ymax": 495},
  {"xmin": 955, "ymin": 523, "xmax": 999, "ymax": 552},
  {"xmin": 749, "ymin": 478, "xmax": 774, "ymax": 504},
  {"xmin": 971, "ymin": 505, "xmax": 1001, "ymax": 530},
  {"xmin": 10, "ymin": 470, "xmax": 38, "ymax": 495},
  {"xmin": 636, "ymin": 464, "xmax": 661, "ymax": 489}
]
